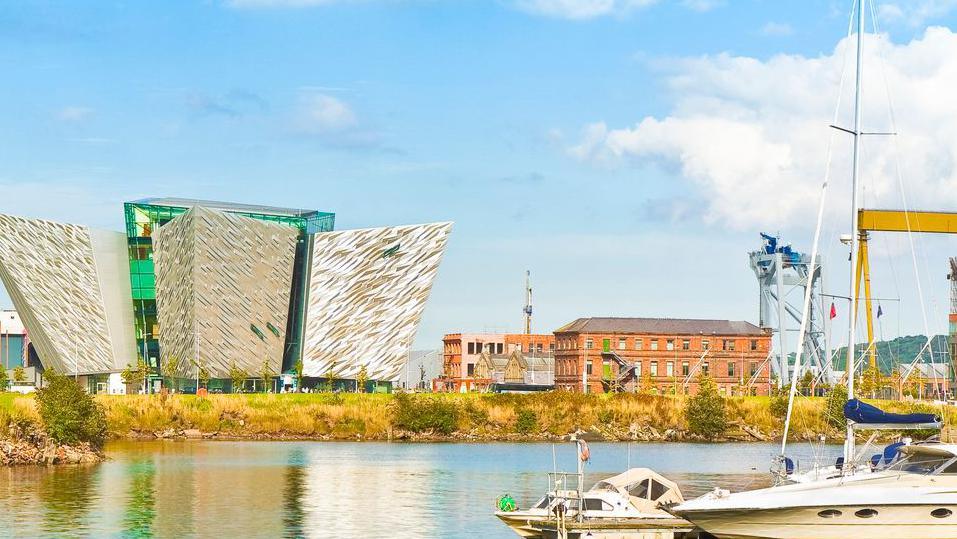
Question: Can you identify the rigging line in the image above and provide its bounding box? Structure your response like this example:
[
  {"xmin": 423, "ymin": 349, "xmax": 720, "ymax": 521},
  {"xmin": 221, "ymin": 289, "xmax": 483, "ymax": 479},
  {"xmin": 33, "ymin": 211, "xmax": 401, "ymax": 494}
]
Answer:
[
  {"xmin": 780, "ymin": 0, "xmax": 859, "ymax": 457},
  {"xmin": 868, "ymin": 0, "xmax": 939, "ymax": 397}
]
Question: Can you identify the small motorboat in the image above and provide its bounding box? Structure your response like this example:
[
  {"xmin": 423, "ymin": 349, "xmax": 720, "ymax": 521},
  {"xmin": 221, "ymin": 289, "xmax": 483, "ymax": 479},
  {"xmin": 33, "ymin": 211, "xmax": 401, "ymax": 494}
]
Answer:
[{"xmin": 496, "ymin": 467, "xmax": 692, "ymax": 538}]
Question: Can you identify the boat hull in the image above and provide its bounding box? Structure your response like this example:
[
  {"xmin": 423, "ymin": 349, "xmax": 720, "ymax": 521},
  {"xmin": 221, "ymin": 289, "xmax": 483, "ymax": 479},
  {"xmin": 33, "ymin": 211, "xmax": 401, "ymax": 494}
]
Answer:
[{"xmin": 678, "ymin": 504, "xmax": 957, "ymax": 539}]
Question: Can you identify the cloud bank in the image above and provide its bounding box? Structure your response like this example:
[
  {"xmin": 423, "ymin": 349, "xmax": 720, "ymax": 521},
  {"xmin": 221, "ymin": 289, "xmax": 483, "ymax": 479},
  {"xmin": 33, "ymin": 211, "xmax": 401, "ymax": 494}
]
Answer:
[{"xmin": 570, "ymin": 27, "xmax": 957, "ymax": 230}]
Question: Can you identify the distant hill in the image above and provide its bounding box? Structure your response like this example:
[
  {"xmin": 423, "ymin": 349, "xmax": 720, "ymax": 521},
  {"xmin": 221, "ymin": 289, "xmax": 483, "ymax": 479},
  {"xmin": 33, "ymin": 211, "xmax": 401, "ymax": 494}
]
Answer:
[{"xmin": 829, "ymin": 334, "xmax": 950, "ymax": 373}]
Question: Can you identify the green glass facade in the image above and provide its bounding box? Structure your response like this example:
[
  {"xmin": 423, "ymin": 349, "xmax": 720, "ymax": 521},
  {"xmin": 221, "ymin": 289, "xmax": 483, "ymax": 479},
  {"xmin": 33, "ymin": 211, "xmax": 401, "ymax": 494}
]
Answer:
[{"xmin": 122, "ymin": 199, "xmax": 335, "ymax": 373}]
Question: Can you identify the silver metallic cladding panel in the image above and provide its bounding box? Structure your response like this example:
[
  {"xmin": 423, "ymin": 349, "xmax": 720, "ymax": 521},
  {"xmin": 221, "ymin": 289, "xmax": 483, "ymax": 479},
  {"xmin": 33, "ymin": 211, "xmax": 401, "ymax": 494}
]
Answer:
[
  {"xmin": 153, "ymin": 207, "xmax": 298, "ymax": 379},
  {"xmin": 0, "ymin": 214, "xmax": 136, "ymax": 373},
  {"xmin": 302, "ymin": 222, "xmax": 452, "ymax": 381}
]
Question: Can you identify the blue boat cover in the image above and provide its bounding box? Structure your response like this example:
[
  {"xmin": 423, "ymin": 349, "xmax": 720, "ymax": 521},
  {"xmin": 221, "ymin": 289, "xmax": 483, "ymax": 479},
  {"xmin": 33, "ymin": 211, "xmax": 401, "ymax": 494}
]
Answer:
[{"xmin": 843, "ymin": 399, "xmax": 940, "ymax": 424}]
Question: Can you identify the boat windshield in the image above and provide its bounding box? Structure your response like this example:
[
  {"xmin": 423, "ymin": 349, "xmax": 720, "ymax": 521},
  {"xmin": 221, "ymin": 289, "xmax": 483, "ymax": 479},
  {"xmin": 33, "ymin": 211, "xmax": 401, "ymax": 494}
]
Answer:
[{"xmin": 886, "ymin": 454, "xmax": 956, "ymax": 475}]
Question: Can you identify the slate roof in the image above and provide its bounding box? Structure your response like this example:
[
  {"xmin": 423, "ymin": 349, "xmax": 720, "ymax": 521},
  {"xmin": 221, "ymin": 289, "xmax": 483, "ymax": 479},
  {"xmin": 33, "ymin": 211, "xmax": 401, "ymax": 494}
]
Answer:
[{"xmin": 555, "ymin": 317, "xmax": 765, "ymax": 336}]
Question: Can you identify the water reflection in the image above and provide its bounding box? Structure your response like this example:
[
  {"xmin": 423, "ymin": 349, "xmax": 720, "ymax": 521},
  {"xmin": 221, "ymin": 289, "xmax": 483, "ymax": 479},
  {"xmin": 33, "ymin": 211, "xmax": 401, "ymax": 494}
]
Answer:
[
  {"xmin": 122, "ymin": 459, "xmax": 155, "ymax": 538},
  {"xmin": 0, "ymin": 441, "xmax": 834, "ymax": 538}
]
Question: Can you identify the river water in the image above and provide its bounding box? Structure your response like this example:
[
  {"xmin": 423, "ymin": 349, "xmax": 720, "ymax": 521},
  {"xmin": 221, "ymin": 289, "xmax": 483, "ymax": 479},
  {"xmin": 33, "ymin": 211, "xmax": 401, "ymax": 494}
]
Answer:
[{"xmin": 0, "ymin": 440, "xmax": 841, "ymax": 538}]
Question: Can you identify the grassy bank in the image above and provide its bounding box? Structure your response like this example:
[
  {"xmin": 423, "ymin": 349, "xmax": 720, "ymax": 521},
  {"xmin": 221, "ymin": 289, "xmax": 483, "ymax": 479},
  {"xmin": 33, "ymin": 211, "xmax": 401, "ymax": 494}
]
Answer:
[{"xmin": 2, "ymin": 392, "xmax": 954, "ymax": 442}]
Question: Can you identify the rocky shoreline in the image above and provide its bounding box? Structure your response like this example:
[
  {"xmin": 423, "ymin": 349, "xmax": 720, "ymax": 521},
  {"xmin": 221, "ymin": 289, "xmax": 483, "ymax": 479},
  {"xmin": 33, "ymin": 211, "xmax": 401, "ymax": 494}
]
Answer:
[
  {"xmin": 0, "ymin": 438, "xmax": 102, "ymax": 465},
  {"xmin": 121, "ymin": 419, "xmax": 777, "ymax": 444}
]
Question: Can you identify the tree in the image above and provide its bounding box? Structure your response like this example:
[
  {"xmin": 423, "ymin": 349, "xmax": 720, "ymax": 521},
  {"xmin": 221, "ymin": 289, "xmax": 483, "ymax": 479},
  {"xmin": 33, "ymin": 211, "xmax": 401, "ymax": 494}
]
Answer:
[
  {"xmin": 356, "ymin": 364, "xmax": 369, "ymax": 393},
  {"xmin": 12, "ymin": 365, "xmax": 26, "ymax": 384},
  {"xmin": 685, "ymin": 375, "xmax": 728, "ymax": 440},
  {"xmin": 797, "ymin": 370, "xmax": 814, "ymax": 396},
  {"xmin": 259, "ymin": 360, "xmax": 276, "ymax": 393},
  {"xmin": 323, "ymin": 361, "xmax": 339, "ymax": 392},
  {"xmin": 198, "ymin": 366, "xmax": 210, "ymax": 389},
  {"xmin": 161, "ymin": 355, "xmax": 182, "ymax": 392},
  {"xmin": 229, "ymin": 363, "xmax": 249, "ymax": 394},
  {"xmin": 0, "ymin": 367, "xmax": 8, "ymax": 391},
  {"xmin": 638, "ymin": 371, "xmax": 654, "ymax": 395},
  {"xmin": 34, "ymin": 370, "xmax": 108, "ymax": 448},
  {"xmin": 121, "ymin": 360, "xmax": 148, "ymax": 393},
  {"xmin": 294, "ymin": 359, "xmax": 304, "ymax": 392},
  {"xmin": 859, "ymin": 363, "xmax": 885, "ymax": 398},
  {"xmin": 824, "ymin": 384, "xmax": 848, "ymax": 430}
]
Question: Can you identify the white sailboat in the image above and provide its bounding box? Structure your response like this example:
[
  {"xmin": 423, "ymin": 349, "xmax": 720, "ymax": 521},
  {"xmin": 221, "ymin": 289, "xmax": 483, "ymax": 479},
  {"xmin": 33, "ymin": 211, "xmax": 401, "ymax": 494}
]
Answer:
[{"xmin": 669, "ymin": 1, "xmax": 955, "ymax": 537}]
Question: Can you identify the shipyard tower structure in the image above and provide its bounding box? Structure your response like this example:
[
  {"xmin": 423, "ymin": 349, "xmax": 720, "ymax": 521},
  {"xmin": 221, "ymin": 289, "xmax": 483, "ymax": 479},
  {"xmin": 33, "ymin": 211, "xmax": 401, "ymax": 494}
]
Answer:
[{"xmin": 0, "ymin": 198, "xmax": 452, "ymax": 392}]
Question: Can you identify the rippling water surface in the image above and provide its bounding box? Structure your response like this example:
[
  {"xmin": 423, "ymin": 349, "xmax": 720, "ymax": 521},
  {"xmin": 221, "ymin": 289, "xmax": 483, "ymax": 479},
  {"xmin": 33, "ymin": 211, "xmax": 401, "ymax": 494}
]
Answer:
[{"xmin": 0, "ymin": 440, "xmax": 841, "ymax": 538}]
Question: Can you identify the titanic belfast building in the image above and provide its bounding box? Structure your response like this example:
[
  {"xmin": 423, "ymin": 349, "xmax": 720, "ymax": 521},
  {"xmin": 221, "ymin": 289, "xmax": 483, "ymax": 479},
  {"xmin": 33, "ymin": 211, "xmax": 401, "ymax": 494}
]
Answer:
[{"xmin": 0, "ymin": 198, "xmax": 451, "ymax": 391}]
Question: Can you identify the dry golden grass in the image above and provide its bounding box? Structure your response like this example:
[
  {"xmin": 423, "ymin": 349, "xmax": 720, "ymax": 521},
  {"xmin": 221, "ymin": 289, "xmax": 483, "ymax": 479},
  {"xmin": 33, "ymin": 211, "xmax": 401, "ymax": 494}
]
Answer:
[{"xmin": 3, "ymin": 390, "xmax": 956, "ymax": 441}]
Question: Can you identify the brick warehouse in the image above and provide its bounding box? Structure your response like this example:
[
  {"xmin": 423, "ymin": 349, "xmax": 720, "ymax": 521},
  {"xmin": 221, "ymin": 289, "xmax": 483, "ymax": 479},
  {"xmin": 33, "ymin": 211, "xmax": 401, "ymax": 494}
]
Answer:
[
  {"xmin": 553, "ymin": 318, "xmax": 772, "ymax": 395},
  {"xmin": 439, "ymin": 332, "xmax": 555, "ymax": 391}
]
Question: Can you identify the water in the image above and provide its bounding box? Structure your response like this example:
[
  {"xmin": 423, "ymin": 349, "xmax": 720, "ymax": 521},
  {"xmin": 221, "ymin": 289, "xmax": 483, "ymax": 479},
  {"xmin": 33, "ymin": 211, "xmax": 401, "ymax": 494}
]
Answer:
[{"xmin": 0, "ymin": 440, "xmax": 841, "ymax": 538}]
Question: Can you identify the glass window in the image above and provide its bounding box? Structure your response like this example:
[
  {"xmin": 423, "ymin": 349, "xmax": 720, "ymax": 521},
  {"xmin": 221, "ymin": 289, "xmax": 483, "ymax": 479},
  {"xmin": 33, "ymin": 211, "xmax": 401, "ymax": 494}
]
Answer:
[
  {"xmin": 702, "ymin": 339, "xmax": 710, "ymax": 350},
  {"xmin": 889, "ymin": 455, "xmax": 953, "ymax": 474},
  {"xmin": 586, "ymin": 362, "xmax": 593, "ymax": 375},
  {"xmin": 650, "ymin": 361, "xmax": 658, "ymax": 376},
  {"xmin": 635, "ymin": 338, "xmax": 643, "ymax": 350},
  {"xmin": 728, "ymin": 362, "xmax": 735, "ymax": 377},
  {"xmin": 467, "ymin": 363, "xmax": 475, "ymax": 376},
  {"xmin": 666, "ymin": 361, "xmax": 674, "ymax": 377},
  {"xmin": 618, "ymin": 338, "xmax": 626, "ymax": 350},
  {"xmin": 468, "ymin": 342, "xmax": 475, "ymax": 354},
  {"xmin": 583, "ymin": 498, "xmax": 613, "ymax": 511},
  {"xmin": 750, "ymin": 362, "xmax": 758, "ymax": 376},
  {"xmin": 682, "ymin": 362, "xmax": 689, "ymax": 376},
  {"xmin": 650, "ymin": 480, "xmax": 669, "ymax": 501},
  {"xmin": 651, "ymin": 340, "xmax": 659, "ymax": 351},
  {"xmin": 497, "ymin": 343, "xmax": 503, "ymax": 354},
  {"xmin": 702, "ymin": 362, "xmax": 710, "ymax": 375},
  {"xmin": 635, "ymin": 361, "xmax": 642, "ymax": 376},
  {"xmin": 682, "ymin": 339, "xmax": 690, "ymax": 350},
  {"xmin": 585, "ymin": 339, "xmax": 593, "ymax": 350},
  {"xmin": 666, "ymin": 339, "xmax": 674, "ymax": 351},
  {"xmin": 628, "ymin": 480, "xmax": 650, "ymax": 499},
  {"xmin": 750, "ymin": 339, "xmax": 758, "ymax": 351}
]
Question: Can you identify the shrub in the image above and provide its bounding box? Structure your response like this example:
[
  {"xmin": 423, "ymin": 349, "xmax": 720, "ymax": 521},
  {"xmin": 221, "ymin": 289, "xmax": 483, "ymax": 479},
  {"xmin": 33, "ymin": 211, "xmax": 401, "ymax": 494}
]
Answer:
[
  {"xmin": 35, "ymin": 371, "xmax": 108, "ymax": 448},
  {"xmin": 824, "ymin": 384, "xmax": 848, "ymax": 430},
  {"xmin": 515, "ymin": 409, "xmax": 538, "ymax": 434},
  {"xmin": 0, "ymin": 368, "xmax": 7, "ymax": 391},
  {"xmin": 391, "ymin": 393, "xmax": 458, "ymax": 434},
  {"xmin": 685, "ymin": 375, "xmax": 728, "ymax": 440},
  {"xmin": 769, "ymin": 388, "xmax": 790, "ymax": 419}
]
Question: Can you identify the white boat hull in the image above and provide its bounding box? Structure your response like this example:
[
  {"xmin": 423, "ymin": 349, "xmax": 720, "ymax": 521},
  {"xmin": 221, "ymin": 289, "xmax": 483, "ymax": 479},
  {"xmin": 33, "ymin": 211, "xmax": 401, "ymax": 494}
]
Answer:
[{"xmin": 679, "ymin": 504, "xmax": 957, "ymax": 539}]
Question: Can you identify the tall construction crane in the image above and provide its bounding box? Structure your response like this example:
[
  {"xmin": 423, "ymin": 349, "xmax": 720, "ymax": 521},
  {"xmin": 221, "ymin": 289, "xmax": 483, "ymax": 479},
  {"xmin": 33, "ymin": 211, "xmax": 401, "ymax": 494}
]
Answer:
[
  {"xmin": 523, "ymin": 270, "xmax": 533, "ymax": 335},
  {"xmin": 856, "ymin": 209, "xmax": 957, "ymax": 375}
]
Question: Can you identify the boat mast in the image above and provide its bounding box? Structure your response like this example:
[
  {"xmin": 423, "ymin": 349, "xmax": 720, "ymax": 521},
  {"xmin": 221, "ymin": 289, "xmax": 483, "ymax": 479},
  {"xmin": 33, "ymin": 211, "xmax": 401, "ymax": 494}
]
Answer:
[{"xmin": 845, "ymin": 0, "xmax": 865, "ymax": 464}]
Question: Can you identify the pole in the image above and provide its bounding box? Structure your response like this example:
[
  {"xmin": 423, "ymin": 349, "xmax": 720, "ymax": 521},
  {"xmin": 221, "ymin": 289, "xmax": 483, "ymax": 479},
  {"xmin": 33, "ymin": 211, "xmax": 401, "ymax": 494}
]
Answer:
[
  {"xmin": 581, "ymin": 346, "xmax": 588, "ymax": 394},
  {"xmin": 845, "ymin": 0, "xmax": 865, "ymax": 465}
]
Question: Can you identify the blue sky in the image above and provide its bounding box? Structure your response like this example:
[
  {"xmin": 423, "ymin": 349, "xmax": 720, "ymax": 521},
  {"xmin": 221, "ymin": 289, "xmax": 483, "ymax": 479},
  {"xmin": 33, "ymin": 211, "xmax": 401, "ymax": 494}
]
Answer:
[{"xmin": 3, "ymin": 0, "xmax": 957, "ymax": 352}]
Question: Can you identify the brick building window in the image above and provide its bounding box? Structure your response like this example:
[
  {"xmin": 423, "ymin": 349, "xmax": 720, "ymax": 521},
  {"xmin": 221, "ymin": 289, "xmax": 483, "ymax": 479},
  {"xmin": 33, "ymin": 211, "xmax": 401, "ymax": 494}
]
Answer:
[
  {"xmin": 666, "ymin": 339, "xmax": 674, "ymax": 351},
  {"xmin": 586, "ymin": 362, "xmax": 593, "ymax": 375},
  {"xmin": 702, "ymin": 339, "xmax": 710, "ymax": 351},
  {"xmin": 750, "ymin": 339, "xmax": 758, "ymax": 351},
  {"xmin": 682, "ymin": 339, "xmax": 690, "ymax": 350},
  {"xmin": 722, "ymin": 339, "xmax": 735, "ymax": 351},
  {"xmin": 537, "ymin": 343, "xmax": 543, "ymax": 353},
  {"xmin": 585, "ymin": 339, "xmax": 593, "ymax": 350},
  {"xmin": 681, "ymin": 361, "xmax": 689, "ymax": 376},
  {"xmin": 728, "ymin": 362, "xmax": 735, "ymax": 377},
  {"xmin": 650, "ymin": 361, "xmax": 658, "ymax": 376},
  {"xmin": 467, "ymin": 364, "xmax": 475, "ymax": 376},
  {"xmin": 651, "ymin": 340, "xmax": 659, "ymax": 351},
  {"xmin": 702, "ymin": 362, "xmax": 709, "ymax": 375},
  {"xmin": 750, "ymin": 362, "xmax": 758, "ymax": 376},
  {"xmin": 496, "ymin": 343, "xmax": 503, "ymax": 354},
  {"xmin": 550, "ymin": 343, "xmax": 555, "ymax": 351},
  {"xmin": 618, "ymin": 338, "xmax": 626, "ymax": 350},
  {"xmin": 467, "ymin": 342, "xmax": 475, "ymax": 354},
  {"xmin": 635, "ymin": 339, "xmax": 643, "ymax": 350},
  {"xmin": 635, "ymin": 361, "xmax": 642, "ymax": 376},
  {"xmin": 666, "ymin": 361, "xmax": 674, "ymax": 377}
]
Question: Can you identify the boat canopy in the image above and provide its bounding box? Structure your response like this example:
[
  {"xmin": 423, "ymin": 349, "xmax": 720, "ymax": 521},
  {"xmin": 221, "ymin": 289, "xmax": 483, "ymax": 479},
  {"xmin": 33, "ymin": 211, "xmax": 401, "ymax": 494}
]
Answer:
[
  {"xmin": 591, "ymin": 468, "xmax": 683, "ymax": 505},
  {"xmin": 843, "ymin": 399, "xmax": 942, "ymax": 430}
]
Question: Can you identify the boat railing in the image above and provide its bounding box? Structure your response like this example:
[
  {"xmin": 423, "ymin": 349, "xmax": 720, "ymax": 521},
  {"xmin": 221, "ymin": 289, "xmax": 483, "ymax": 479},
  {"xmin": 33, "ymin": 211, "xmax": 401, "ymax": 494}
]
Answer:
[{"xmin": 543, "ymin": 472, "xmax": 586, "ymax": 522}]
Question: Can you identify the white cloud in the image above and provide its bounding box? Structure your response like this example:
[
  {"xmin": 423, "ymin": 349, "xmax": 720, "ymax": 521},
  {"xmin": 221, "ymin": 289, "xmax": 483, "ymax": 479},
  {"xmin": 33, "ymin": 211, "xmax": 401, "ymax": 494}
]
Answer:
[
  {"xmin": 569, "ymin": 27, "xmax": 957, "ymax": 230},
  {"xmin": 57, "ymin": 106, "xmax": 93, "ymax": 122},
  {"xmin": 878, "ymin": 0, "xmax": 957, "ymax": 26},
  {"xmin": 680, "ymin": 0, "xmax": 721, "ymax": 12},
  {"xmin": 294, "ymin": 92, "xmax": 357, "ymax": 133},
  {"xmin": 760, "ymin": 21, "xmax": 794, "ymax": 36},
  {"xmin": 512, "ymin": 0, "xmax": 658, "ymax": 19}
]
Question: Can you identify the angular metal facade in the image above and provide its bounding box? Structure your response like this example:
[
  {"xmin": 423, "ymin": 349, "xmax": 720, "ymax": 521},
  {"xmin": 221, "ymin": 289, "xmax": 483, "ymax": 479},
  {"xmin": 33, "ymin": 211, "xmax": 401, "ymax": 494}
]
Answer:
[
  {"xmin": 0, "ymin": 214, "xmax": 137, "ymax": 373},
  {"xmin": 153, "ymin": 207, "xmax": 298, "ymax": 378},
  {"xmin": 302, "ymin": 222, "xmax": 452, "ymax": 381}
]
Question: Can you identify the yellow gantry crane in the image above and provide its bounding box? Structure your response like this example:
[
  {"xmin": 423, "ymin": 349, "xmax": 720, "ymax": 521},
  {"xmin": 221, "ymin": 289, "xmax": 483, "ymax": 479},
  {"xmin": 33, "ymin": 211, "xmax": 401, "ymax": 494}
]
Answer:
[{"xmin": 855, "ymin": 209, "xmax": 957, "ymax": 369}]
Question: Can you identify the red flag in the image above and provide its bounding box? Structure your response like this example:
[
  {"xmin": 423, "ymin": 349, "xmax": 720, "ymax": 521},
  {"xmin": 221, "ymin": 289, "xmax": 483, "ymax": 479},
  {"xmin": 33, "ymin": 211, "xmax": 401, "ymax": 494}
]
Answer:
[{"xmin": 829, "ymin": 303, "xmax": 837, "ymax": 320}]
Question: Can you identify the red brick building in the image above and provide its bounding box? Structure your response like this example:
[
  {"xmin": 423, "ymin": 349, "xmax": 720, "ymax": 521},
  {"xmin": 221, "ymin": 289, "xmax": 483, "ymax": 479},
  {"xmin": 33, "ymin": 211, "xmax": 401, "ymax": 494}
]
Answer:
[{"xmin": 553, "ymin": 318, "xmax": 772, "ymax": 395}]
